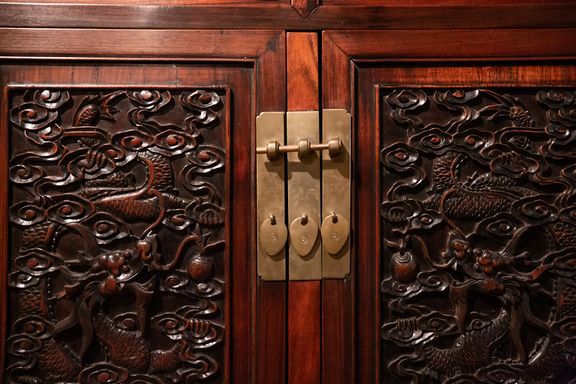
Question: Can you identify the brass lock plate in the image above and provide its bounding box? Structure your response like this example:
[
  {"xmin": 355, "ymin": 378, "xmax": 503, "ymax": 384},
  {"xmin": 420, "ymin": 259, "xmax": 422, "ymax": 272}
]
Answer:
[
  {"xmin": 256, "ymin": 109, "xmax": 351, "ymax": 281},
  {"xmin": 322, "ymin": 109, "xmax": 351, "ymax": 278},
  {"xmin": 287, "ymin": 111, "xmax": 322, "ymax": 280},
  {"xmin": 256, "ymin": 112, "xmax": 286, "ymax": 281}
]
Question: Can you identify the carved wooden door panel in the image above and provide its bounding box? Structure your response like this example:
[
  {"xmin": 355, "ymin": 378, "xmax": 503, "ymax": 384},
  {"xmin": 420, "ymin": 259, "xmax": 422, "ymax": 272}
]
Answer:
[
  {"xmin": 0, "ymin": 29, "xmax": 286, "ymax": 384},
  {"xmin": 323, "ymin": 30, "xmax": 576, "ymax": 383}
]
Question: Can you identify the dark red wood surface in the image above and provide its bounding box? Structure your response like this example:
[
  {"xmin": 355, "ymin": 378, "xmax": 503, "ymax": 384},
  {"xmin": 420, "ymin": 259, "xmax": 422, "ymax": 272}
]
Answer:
[
  {"xmin": 1, "ymin": 2, "xmax": 575, "ymax": 30},
  {"xmin": 287, "ymin": 32, "xmax": 322, "ymax": 384},
  {"xmin": 324, "ymin": 29, "xmax": 576, "ymax": 383},
  {"xmin": 0, "ymin": 29, "xmax": 286, "ymax": 384},
  {"xmin": 321, "ymin": 31, "xmax": 355, "ymax": 384}
]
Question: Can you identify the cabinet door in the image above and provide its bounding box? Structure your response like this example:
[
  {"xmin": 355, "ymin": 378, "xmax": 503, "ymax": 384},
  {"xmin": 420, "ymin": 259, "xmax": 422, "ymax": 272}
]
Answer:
[
  {"xmin": 0, "ymin": 29, "xmax": 285, "ymax": 384},
  {"xmin": 323, "ymin": 29, "xmax": 576, "ymax": 383}
]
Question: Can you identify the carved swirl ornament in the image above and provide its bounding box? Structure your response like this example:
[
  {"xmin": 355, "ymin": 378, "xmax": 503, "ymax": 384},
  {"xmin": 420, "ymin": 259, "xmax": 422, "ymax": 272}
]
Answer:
[
  {"xmin": 380, "ymin": 89, "xmax": 576, "ymax": 383},
  {"xmin": 6, "ymin": 89, "xmax": 226, "ymax": 383}
]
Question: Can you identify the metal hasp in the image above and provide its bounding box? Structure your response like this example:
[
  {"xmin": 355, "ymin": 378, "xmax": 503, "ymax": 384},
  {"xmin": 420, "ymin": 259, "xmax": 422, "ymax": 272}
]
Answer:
[
  {"xmin": 256, "ymin": 109, "xmax": 351, "ymax": 281},
  {"xmin": 287, "ymin": 111, "xmax": 322, "ymax": 280},
  {"xmin": 257, "ymin": 137, "xmax": 343, "ymax": 160},
  {"xmin": 256, "ymin": 112, "xmax": 287, "ymax": 281},
  {"xmin": 322, "ymin": 109, "xmax": 351, "ymax": 278}
]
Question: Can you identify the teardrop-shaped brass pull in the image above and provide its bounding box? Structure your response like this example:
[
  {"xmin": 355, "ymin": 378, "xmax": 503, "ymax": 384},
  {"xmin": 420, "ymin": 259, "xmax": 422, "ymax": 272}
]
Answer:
[
  {"xmin": 321, "ymin": 212, "xmax": 350, "ymax": 255},
  {"xmin": 260, "ymin": 214, "xmax": 288, "ymax": 256},
  {"xmin": 289, "ymin": 214, "xmax": 319, "ymax": 257}
]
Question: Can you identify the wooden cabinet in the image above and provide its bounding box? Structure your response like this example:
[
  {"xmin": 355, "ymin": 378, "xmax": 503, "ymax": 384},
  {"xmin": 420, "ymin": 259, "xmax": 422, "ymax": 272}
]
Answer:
[{"xmin": 0, "ymin": 3, "xmax": 575, "ymax": 384}]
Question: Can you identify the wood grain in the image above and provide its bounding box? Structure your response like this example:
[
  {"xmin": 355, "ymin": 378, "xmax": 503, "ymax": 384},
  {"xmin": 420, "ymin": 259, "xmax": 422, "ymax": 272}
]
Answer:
[
  {"xmin": 256, "ymin": 281, "xmax": 287, "ymax": 384},
  {"xmin": 322, "ymin": 279, "xmax": 354, "ymax": 384},
  {"xmin": 287, "ymin": 32, "xmax": 318, "ymax": 111},
  {"xmin": 0, "ymin": 29, "xmax": 281, "ymax": 59},
  {"xmin": 0, "ymin": 86, "xmax": 9, "ymax": 384},
  {"xmin": 355, "ymin": 69, "xmax": 381, "ymax": 384},
  {"xmin": 288, "ymin": 282, "xmax": 322, "ymax": 384},
  {"xmin": 291, "ymin": 0, "xmax": 320, "ymax": 18},
  {"xmin": 322, "ymin": 32, "xmax": 352, "ymax": 110},
  {"xmin": 287, "ymin": 32, "xmax": 321, "ymax": 384},
  {"xmin": 347, "ymin": 32, "xmax": 576, "ymax": 382},
  {"xmin": 324, "ymin": 29, "xmax": 576, "ymax": 61},
  {"xmin": 0, "ymin": 28, "xmax": 286, "ymax": 383},
  {"xmin": 321, "ymin": 31, "xmax": 355, "ymax": 384},
  {"xmin": 1, "ymin": 3, "xmax": 575, "ymax": 30}
]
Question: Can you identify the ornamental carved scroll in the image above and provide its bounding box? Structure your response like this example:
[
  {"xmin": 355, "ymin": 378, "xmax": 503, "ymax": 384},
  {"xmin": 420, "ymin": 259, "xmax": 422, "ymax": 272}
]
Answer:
[
  {"xmin": 380, "ymin": 88, "xmax": 576, "ymax": 384},
  {"xmin": 6, "ymin": 88, "xmax": 227, "ymax": 383}
]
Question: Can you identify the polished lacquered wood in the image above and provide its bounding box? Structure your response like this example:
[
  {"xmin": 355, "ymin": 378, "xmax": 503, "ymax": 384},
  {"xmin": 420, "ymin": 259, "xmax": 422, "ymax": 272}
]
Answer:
[
  {"xmin": 2, "ymin": 2, "xmax": 576, "ymax": 383},
  {"xmin": 324, "ymin": 28, "xmax": 576, "ymax": 384},
  {"xmin": 0, "ymin": 29, "xmax": 286, "ymax": 384},
  {"xmin": 287, "ymin": 32, "xmax": 322, "ymax": 384},
  {"xmin": 1, "ymin": 2, "xmax": 575, "ymax": 30}
]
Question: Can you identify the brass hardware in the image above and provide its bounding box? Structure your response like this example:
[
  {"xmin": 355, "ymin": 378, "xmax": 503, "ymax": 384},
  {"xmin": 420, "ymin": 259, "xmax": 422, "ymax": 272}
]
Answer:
[
  {"xmin": 260, "ymin": 214, "xmax": 288, "ymax": 256},
  {"xmin": 256, "ymin": 112, "xmax": 286, "ymax": 281},
  {"xmin": 289, "ymin": 214, "xmax": 319, "ymax": 257},
  {"xmin": 256, "ymin": 137, "xmax": 343, "ymax": 161},
  {"xmin": 287, "ymin": 111, "xmax": 322, "ymax": 280},
  {"xmin": 321, "ymin": 212, "xmax": 350, "ymax": 255},
  {"xmin": 322, "ymin": 109, "xmax": 351, "ymax": 278},
  {"xmin": 256, "ymin": 110, "xmax": 351, "ymax": 281}
]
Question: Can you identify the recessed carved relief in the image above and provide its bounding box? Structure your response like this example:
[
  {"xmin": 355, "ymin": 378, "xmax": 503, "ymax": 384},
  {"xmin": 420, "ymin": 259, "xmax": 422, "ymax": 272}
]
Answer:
[
  {"xmin": 380, "ymin": 88, "xmax": 576, "ymax": 383},
  {"xmin": 6, "ymin": 88, "xmax": 227, "ymax": 383}
]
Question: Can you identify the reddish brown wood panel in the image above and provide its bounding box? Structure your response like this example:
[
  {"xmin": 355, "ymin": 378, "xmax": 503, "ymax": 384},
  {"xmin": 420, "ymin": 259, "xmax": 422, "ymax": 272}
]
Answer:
[
  {"xmin": 378, "ymin": 84, "xmax": 576, "ymax": 384},
  {"xmin": 255, "ymin": 31, "xmax": 287, "ymax": 384},
  {"xmin": 325, "ymin": 30, "xmax": 576, "ymax": 384},
  {"xmin": 287, "ymin": 32, "xmax": 319, "ymax": 111},
  {"xmin": 0, "ymin": 87, "xmax": 9, "ymax": 381},
  {"xmin": 5, "ymin": 0, "xmax": 280, "ymax": 3},
  {"xmin": 0, "ymin": 29, "xmax": 279, "ymax": 59},
  {"xmin": 324, "ymin": 29, "xmax": 576, "ymax": 61},
  {"xmin": 322, "ymin": 279, "xmax": 354, "ymax": 384},
  {"xmin": 321, "ymin": 31, "xmax": 355, "ymax": 384},
  {"xmin": 362, "ymin": 66, "xmax": 576, "ymax": 384},
  {"xmin": 256, "ymin": 283, "xmax": 286, "ymax": 383},
  {"xmin": 0, "ymin": 29, "xmax": 286, "ymax": 384},
  {"xmin": 286, "ymin": 32, "xmax": 321, "ymax": 384},
  {"xmin": 1, "ymin": 3, "xmax": 576, "ymax": 30},
  {"xmin": 288, "ymin": 282, "xmax": 322, "ymax": 384},
  {"xmin": 6, "ymin": 85, "xmax": 229, "ymax": 384},
  {"xmin": 322, "ymin": 32, "xmax": 352, "ymax": 110},
  {"xmin": 323, "ymin": 0, "xmax": 571, "ymax": 4},
  {"xmin": 291, "ymin": 0, "xmax": 319, "ymax": 18}
]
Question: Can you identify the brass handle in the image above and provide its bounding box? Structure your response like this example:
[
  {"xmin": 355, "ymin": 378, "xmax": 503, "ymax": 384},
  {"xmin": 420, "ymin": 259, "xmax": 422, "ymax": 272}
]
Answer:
[{"xmin": 257, "ymin": 138, "xmax": 342, "ymax": 161}]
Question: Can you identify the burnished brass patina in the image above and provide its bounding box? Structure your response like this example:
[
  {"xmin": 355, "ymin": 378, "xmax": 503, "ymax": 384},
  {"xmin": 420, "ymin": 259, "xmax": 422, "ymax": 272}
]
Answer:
[
  {"xmin": 256, "ymin": 112, "xmax": 286, "ymax": 281},
  {"xmin": 256, "ymin": 109, "xmax": 351, "ymax": 280}
]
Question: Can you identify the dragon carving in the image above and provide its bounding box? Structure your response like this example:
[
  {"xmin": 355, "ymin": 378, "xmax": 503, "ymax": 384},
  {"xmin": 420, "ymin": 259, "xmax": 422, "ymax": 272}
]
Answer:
[
  {"xmin": 6, "ymin": 89, "xmax": 226, "ymax": 383},
  {"xmin": 380, "ymin": 89, "xmax": 576, "ymax": 383}
]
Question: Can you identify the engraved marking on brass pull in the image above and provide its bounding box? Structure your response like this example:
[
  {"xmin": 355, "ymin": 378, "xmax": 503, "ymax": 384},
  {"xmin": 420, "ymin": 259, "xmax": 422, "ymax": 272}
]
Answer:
[
  {"xmin": 321, "ymin": 212, "xmax": 350, "ymax": 255},
  {"xmin": 289, "ymin": 214, "xmax": 319, "ymax": 257},
  {"xmin": 260, "ymin": 214, "xmax": 288, "ymax": 256},
  {"xmin": 256, "ymin": 138, "xmax": 342, "ymax": 161}
]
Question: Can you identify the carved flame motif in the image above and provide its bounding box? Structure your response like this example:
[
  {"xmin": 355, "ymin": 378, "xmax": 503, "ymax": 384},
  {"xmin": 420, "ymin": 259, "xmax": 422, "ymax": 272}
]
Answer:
[
  {"xmin": 380, "ymin": 89, "xmax": 576, "ymax": 383},
  {"xmin": 6, "ymin": 89, "xmax": 226, "ymax": 383}
]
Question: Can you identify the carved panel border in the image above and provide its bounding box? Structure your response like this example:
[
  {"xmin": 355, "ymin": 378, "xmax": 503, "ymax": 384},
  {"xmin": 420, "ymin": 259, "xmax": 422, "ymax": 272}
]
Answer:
[
  {"xmin": 5, "ymin": 87, "xmax": 228, "ymax": 383},
  {"xmin": 379, "ymin": 87, "xmax": 576, "ymax": 384}
]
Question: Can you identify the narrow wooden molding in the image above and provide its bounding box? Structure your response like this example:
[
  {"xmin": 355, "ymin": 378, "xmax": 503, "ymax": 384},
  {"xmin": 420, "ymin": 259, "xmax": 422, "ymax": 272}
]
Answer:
[
  {"xmin": 1, "ymin": 3, "xmax": 575, "ymax": 30},
  {"xmin": 324, "ymin": 29, "xmax": 576, "ymax": 61}
]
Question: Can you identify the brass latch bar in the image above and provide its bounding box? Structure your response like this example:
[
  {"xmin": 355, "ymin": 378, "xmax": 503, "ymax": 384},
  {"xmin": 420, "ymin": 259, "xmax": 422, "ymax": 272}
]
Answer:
[
  {"xmin": 257, "ymin": 138, "xmax": 342, "ymax": 160},
  {"xmin": 256, "ymin": 110, "xmax": 351, "ymax": 281}
]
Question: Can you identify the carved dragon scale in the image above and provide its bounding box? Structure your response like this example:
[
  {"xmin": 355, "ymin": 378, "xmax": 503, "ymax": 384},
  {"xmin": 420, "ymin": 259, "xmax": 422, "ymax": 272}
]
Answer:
[
  {"xmin": 6, "ymin": 88, "xmax": 226, "ymax": 383},
  {"xmin": 380, "ymin": 88, "xmax": 576, "ymax": 384}
]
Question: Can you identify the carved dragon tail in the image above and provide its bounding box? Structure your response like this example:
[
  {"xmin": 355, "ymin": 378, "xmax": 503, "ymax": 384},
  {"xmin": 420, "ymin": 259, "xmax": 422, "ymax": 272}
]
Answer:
[
  {"xmin": 425, "ymin": 310, "xmax": 510, "ymax": 377},
  {"xmin": 525, "ymin": 283, "xmax": 576, "ymax": 383},
  {"xmin": 17, "ymin": 222, "xmax": 53, "ymax": 315}
]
